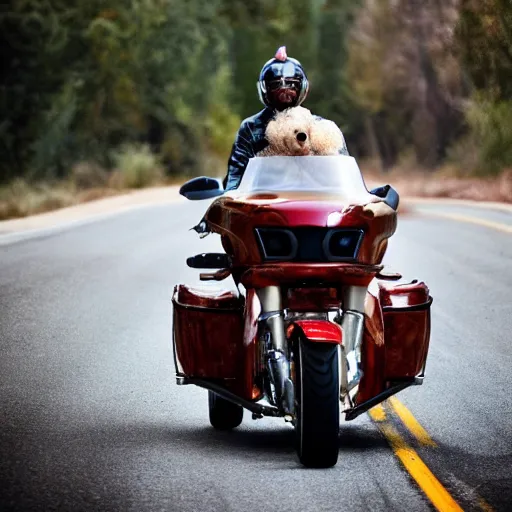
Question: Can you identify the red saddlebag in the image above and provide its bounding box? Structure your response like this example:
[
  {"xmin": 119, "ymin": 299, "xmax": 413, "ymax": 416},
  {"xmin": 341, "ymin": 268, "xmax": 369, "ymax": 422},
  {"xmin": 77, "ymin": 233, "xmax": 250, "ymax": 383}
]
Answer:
[
  {"xmin": 379, "ymin": 280, "xmax": 433, "ymax": 379},
  {"xmin": 172, "ymin": 285, "xmax": 244, "ymax": 379}
]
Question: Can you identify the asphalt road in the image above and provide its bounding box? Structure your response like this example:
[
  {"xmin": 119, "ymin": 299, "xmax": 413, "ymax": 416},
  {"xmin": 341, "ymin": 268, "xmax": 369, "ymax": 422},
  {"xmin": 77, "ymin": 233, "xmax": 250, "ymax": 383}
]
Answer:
[{"xmin": 0, "ymin": 199, "xmax": 511, "ymax": 511}]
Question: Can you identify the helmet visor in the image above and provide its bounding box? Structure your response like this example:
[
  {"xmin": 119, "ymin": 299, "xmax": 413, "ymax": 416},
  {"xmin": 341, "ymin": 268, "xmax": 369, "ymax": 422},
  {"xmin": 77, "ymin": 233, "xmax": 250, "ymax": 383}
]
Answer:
[{"xmin": 266, "ymin": 77, "xmax": 302, "ymax": 92}]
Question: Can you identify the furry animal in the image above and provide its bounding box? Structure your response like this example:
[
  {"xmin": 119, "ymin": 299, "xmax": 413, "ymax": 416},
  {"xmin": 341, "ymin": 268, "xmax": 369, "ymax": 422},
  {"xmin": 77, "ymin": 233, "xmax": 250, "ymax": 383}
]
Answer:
[{"xmin": 257, "ymin": 106, "xmax": 347, "ymax": 157}]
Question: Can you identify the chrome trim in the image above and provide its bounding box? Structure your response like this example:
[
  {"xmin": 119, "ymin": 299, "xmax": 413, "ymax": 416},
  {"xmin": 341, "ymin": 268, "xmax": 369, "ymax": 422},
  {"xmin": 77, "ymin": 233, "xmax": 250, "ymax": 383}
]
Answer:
[
  {"xmin": 322, "ymin": 228, "xmax": 365, "ymax": 262},
  {"xmin": 255, "ymin": 228, "xmax": 298, "ymax": 261},
  {"xmin": 256, "ymin": 286, "xmax": 294, "ymax": 415},
  {"xmin": 342, "ymin": 285, "xmax": 367, "ymax": 312},
  {"xmin": 340, "ymin": 311, "xmax": 365, "ymax": 392},
  {"xmin": 256, "ymin": 287, "xmax": 286, "ymax": 352},
  {"xmin": 259, "ymin": 310, "xmax": 285, "ymax": 322},
  {"xmin": 287, "ymin": 311, "xmax": 328, "ymax": 321},
  {"xmin": 178, "ymin": 377, "xmax": 282, "ymax": 417},
  {"xmin": 338, "ymin": 285, "xmax": 367, "ymax": 396},
  {"xmin": 256, "ymin": 286, "xmax": 282, "ymax": 310},
  {"xmin": 267, "ymin": 349, "xmax": 295, "ymax": 416}
]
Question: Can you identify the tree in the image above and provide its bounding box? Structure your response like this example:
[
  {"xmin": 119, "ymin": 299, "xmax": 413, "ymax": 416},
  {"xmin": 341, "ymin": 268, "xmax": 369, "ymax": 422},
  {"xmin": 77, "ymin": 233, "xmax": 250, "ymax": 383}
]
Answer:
[
  {"xmin": 0, "ymin": 0, "xmax": 238, "ymax": 181},
  {"xmin": 456, "ymin": 0, "xmax": 512, "ymax": 173},
  {"xmin": 347, "ymin": 0, "xmax": 463, "ymax": 169},
  {"xmin": 457, "ymin": 0, "xmax": 512, "ymax": 101}
]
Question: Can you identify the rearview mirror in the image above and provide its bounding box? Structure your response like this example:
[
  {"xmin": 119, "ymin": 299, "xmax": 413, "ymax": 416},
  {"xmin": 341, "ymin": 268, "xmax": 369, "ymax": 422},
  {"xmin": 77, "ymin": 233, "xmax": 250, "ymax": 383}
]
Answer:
[{"xmin": 179, "ymin": 177, "xmax": 224, "ymax": 200}]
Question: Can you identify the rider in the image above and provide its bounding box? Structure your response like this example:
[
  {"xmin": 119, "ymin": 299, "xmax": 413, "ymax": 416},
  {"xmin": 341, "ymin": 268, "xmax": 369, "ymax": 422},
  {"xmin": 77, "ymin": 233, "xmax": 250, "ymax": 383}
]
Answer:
[{"xmin": 223, "ymin": 46, "xmax": 349, "ymax": 191}]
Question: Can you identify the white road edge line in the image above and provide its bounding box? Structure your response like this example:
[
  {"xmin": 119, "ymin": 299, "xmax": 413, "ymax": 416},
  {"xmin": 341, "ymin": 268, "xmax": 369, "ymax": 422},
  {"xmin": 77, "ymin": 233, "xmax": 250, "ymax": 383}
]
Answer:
[
  {"xmin": 0, "ymin": 201, "xmax": 179, "ymax": 247},
  {"xmin": 405, "ymin": 197, "xmax": 512, "ymax": 213}
]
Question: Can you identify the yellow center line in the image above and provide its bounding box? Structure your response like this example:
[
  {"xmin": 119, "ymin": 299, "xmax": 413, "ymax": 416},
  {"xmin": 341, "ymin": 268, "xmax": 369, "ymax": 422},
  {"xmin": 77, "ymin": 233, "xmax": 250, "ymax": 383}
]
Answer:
[
  {"xmin": 420, "ymin": 211, "xmax": 512, "ymax": 234},
  {"xmin": 369, "ymin": 406, "xmax": 464, "ymax": 512},
  {"xmin": 369, "ymin": 403, "xmax": 387, "ymax": 422},
  {"xmin": 380, "ymin": 423, "xmax": 464, "ymax": 512},
  {"xmin": 369, "ymin": 405, "xmax": 494, "ymax": 512},
  {"xmin": 388, "ymin": 397, "xmax": 437, "ymax": 447}
]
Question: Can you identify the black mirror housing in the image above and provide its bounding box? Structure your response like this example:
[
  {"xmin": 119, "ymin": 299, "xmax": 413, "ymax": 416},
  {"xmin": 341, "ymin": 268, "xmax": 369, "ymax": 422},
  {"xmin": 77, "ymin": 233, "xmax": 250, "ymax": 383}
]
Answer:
[
  {"xmin": 369, "ymin": 184, "xmax": 400, "ymax": 211},
  {"xmin": 179, "ymin": 177, "xmax": 224, "ymax": 200}
]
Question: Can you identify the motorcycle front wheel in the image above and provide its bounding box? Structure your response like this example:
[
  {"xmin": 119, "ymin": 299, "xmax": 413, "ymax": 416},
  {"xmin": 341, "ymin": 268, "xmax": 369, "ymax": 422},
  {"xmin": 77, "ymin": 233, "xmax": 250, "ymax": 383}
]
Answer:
[
  {"xmin": 294, "ymin": 337, "xmax": 340, "ymax": 468},
  {"xmin": 208, "ymin": 391, "xmax": 244, "ymax": 430}
]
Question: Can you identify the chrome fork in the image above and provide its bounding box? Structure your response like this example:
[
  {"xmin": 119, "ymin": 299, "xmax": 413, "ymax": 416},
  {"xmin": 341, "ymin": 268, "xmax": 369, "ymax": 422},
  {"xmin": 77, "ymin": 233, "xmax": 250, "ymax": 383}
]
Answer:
[
  {"xmin": 256, "ymin": 286, "xmax": 294, "ymax": 417},
  {"xmin": 256, "ymin": 284, "xmax": 367, "ymax": 414},
  {"xmin": 338, "ymin": 286, "xmax": 367, "ymax": 401}
]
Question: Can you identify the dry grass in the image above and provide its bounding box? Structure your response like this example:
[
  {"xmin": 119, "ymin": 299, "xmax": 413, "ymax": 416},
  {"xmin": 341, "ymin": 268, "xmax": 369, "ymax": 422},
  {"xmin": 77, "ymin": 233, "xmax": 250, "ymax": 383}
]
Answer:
[
  {"xmin": 0, "ymin": 178, "xmax": 185, "ymax": 221},
  {"xmin": 362, "ymin": 159, "xmax": 512, "ymax": 204},
  {"xmin": 111, "ymin": 144, "xmax": 164, "ymax": 189},
  {"xmin": 0, "ymin": 144, "xmax": 184, "ymax": 221},
  {"xmin": 0, "ymin": 180, "xmax": 74, "ymax": 220},
  {"xmin": 0, "ymin": 161, "xmax": 184, "ymax": 221}
]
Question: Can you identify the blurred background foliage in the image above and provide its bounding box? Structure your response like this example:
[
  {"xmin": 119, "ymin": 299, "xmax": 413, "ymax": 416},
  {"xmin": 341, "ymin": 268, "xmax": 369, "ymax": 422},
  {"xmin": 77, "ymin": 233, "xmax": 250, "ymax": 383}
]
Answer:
[{"xmin": 1, "ymin": 0, "xmax": 511, "ymax": 198}]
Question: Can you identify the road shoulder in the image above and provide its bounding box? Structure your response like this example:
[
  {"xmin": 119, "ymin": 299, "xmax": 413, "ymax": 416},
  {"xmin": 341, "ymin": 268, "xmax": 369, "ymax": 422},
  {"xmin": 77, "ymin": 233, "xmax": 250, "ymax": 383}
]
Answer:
[{"xmin": 0, "ymin": 186, "xmax": 181, "ymax": 235}]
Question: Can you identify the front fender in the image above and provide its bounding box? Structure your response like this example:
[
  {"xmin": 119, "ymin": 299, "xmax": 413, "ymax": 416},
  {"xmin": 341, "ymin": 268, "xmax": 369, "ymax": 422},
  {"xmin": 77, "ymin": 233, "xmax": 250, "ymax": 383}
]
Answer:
[{"xmin": 287, "ymin": 320, "xmax": 343, "ymax": 344}]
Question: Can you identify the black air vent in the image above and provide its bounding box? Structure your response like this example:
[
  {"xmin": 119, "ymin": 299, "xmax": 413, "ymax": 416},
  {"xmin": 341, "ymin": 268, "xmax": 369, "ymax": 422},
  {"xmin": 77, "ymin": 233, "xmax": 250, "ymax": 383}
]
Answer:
[{"xmin": 255, "ymin": 227, "xmax": 364, "ymax": 262}]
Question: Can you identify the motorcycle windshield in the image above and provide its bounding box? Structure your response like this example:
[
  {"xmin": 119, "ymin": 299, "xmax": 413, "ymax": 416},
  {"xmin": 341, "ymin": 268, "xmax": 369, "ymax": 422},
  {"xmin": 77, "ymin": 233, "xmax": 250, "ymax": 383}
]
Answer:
[{"xmin": 233, "ymin": 156, "xmax": 374, "ymax": 203}]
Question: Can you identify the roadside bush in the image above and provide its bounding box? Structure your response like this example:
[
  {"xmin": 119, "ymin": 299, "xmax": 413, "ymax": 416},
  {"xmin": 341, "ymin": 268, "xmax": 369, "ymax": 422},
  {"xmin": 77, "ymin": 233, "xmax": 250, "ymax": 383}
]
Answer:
[
  {"xmin": 112, "ymin": 144, "xmax": 164, "ymax": 189},
  {"xmin": 466, "ymin": 96, "xmax": 512, "ymax": 175},
  {"xmin": 70, "ymin": 162, "xmax": 109, "ymax": 190},
  {"xmin": 0, "ymin": 179, "xmax": 76, "ymax": 220}
]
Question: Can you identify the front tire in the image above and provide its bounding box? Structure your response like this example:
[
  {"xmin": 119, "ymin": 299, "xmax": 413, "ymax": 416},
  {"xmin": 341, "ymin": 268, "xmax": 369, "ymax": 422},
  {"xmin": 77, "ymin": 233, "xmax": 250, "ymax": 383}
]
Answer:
[
  {"xmin": 208, "ymin": 391, "xmax": 243, "ymax": 430},
  {"xmin": 295, "ymin": 338, "xmax": 340, "ymax": 468}
]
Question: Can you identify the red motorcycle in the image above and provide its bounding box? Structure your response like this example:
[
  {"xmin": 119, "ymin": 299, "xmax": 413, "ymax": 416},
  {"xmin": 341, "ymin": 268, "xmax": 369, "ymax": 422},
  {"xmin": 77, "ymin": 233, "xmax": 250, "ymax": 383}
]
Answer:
[{"xmin": 173, "ymin": 156, "xmax": 432, "ymax": 468}]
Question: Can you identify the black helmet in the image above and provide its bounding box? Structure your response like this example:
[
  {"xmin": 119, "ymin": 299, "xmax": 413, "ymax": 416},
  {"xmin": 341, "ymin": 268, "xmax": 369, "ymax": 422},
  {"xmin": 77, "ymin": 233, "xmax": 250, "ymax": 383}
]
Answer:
[{"xmin": 257, "ymin": 46, "xmax": 309, "ymax": 110}]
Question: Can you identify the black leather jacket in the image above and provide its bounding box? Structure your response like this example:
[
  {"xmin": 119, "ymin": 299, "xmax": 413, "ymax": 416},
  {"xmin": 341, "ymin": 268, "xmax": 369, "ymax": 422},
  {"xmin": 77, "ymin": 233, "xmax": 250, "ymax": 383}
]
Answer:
[{"xmin": 223, "ymin": 107, "xmax": 349, "ymax": 191}]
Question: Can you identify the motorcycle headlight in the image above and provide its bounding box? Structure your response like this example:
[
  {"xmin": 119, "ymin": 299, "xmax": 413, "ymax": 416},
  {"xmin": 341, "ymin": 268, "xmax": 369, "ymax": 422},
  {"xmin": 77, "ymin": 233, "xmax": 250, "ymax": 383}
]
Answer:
[
  {"xmin": 256, "ymin": 228, "xmax": 298, "ymax": 261},
  {"xmin": 323, "ymin": 229, "xmax": 364, "ymax": 261}
]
